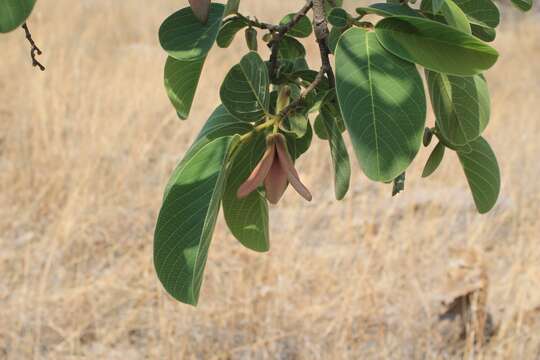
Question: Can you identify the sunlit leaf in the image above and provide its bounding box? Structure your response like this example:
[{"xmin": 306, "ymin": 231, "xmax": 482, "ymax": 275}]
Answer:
[
  {"xmin": 335, "ymin": 28, "xmax": 426, "ymax": 182},
  {"xmin": 154, "ymin": 134, "xmax": 241, "ymax": 305}
]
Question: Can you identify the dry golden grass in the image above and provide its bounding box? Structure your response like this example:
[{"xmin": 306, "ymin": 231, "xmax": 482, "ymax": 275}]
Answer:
[{"xmin": 1, "ymin": 1, "xmax": 539, "ymax": 359}]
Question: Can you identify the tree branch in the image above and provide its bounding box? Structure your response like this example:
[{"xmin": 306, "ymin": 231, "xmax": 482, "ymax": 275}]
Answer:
[
  {"xmin": 312, "ymin": 0, "xmax": 335, "ymax": 88},
  {"xmin": 22, "ymin": 22, "xmax": 45, "ymax": 71}
]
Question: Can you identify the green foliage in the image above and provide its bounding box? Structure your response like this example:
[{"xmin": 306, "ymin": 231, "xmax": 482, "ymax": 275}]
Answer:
[
  {"xmin": 0, "ymin": 0, "xmax": 530, "ymax": 307},
  {"xmin": 125, "ymin": 0, "xmax": 534, "ymax": 304},
  {"xmin": 0, "ymin": 0, "xmax": 36, "ymax": 33}
]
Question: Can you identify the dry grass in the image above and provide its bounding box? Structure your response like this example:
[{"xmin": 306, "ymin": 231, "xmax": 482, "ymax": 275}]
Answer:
[{"xmin": 1, "ymin": 1, "xmax": 539, "ymax": 359}]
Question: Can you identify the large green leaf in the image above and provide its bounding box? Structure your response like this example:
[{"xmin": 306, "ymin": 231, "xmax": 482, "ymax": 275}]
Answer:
[
  {"xmin": 164, "ymin": 56, "xmax": 205, "ymax": 120},
  {"xmin": 422, "ymin": 0, "xmax": 500, "ymax": 28},
  {"xmin": 223, "ymin": 132, "xmax": 270, "ymax": 252},
  {"xmin": 375, "ymin": 15, "xmax": 499, "ymax": 76},
  {"xmin": 511, "ymin": 0, "xmax": 533, "ymax": 11},
  {"xmin": 220, "ymin": 51, "xmax": 270, "ymax": 122},
  {"xmin": 457, "ymin": 136, "xmax": 500, "ymax": 213},
  {"xmin": 279, "ymin": 13, "xmax": 312, "ymax": 38},
  {"xmin": 335, "ymin": 28, "xmax": 426, "ymax": 182},
  {"xmin": 159, "ymin": 4, "xmax": 224, "ymax": 61},
  {"xmin": 427, "ymin": 72, "xmax": 490, "ymax": 146},
  {"xmin": 320, "ymin": 107, "xmax": 351, "ymax": 200},
  {"xmin": 164, "ymin": 105, "xmax": 252, "ymax": 198},
  {"xmin": 0, "ymin": 0, "xmax": 36, "ymax": 33},
  {"xmin": 154, "ymin": 134, "xmax": 241, "ymax": 305}
]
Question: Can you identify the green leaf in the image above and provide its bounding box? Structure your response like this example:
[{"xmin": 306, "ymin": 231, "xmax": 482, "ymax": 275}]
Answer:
[
  {"xmin": 375, "ymin": 15, "xmax": 499, "ymax": 76},
  {"xmin": 278, "ymin": 36, "xmax": 307, "ymax": 60},
  {"xmin": 457, "ymin": 136, "xmax": 500, "ymax": 213},
  {"xmin": 280, "ymin": 13, "xmax": 312, "ymax": 38},
  {"xmin": 328, "ymin": 8, "xmax": 350, "ymax": 28},
  {"xmin": 440, "ymin": 0, "xmax": 471, "ymax": 33},
  {"xmin": 422, "ymin": 0, "xmax": 500, "ymax": 28},
  {"xmin": 335, "ymin": 28, "xmax": 426, "ymax": 182},
  {"xmin": 320, "ymin": 107, "xmax": 351, "ymax": 200},
  {"xmin": 154, "ymin": 134, "xmax": 241, "ymax": 305},
  {"xmin": 282, "ymin": 112, "xmax": 308, "ymax": 138},
  {"xmin": 164, "ymin": 105, "xmax": 252, "ymax": 198},
  {"xmin": 223, "ymin": 133, "xmax": 270, "ymax": 252},
  {"xmin": 224, "ymin": 0, "xmax": 240, "ymax": 16},
  {"xmin": 164, "ymin": 56, "xmax": 205, "ymax": 120},
  {"xmin": 422, "ymin": 141, "xmax": 446, "ymax": 177},
  {"xmin": 427, "ymin": 72, "xmax": 490, "ymax": 146},
  {"xmin": 356, "ymin": 3, "xmax": 421, "ymax": 18},
  {"xmin": 511, "ymin": 0, "xmax": 533, "ymax": 11},
  {"xmin": 159, "ymin": 4, "xmax": 224, "ymax": 61},
  {"xmin": 220, "ymin": 52, "xmax": 270, "ymax": 122},
  {"xmin": 0, "ymin": 0, "xmax": 36, "ymax": 33},
  {"xmin": 432, "ymin": 0, "xmax": 447, "ymax": 14},
  {"xmin": 217, "ymin": 17, "xmax": 247, "ymax": 48}
]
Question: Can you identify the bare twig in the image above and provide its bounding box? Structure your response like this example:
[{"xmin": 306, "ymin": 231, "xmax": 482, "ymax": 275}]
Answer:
[
  {"xmin": 22, "ymin": 22, "xmax": 45, "ymax": 71},
  {"xmin": 312, "ymin": 0, "xmax": 335, "ymax": 87}
]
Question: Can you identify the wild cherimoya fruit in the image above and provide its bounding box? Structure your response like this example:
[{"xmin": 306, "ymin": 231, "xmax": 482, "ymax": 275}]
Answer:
[
  {"xmin": 188, "ymin": 0, "xmax": 210, "ymax": 24},
  {"xmin": 237, "ymin": 133, "xmax": 312, "ymax": 204}
]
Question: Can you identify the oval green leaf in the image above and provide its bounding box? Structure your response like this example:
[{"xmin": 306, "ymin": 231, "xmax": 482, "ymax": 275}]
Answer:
[
  {"xmin": 217, "ymin": 17, "xmax": 248, "ymax": 48},
  {"xmin": 164, "ymin": 56, "xmax": 205, "ymax": 120},
  {"xmin": 422, "ymin": 141, "xmax": 446, "ymax": 177},
  {"xmin": 154, "ymin": 134, "xmax": 241, "ymax": 305},
  {"xmin": 220, "ymin": 52, "xmax": 270, "ymax": 122},
  {"xmin": 0, "ymin": 0, "xmax": 36, "ymax": 33},
  {"xmin": 335, "ymin": 28, "xmax": 426, "ymax": 182},
  {"xmin": 159, "ymin": 4, "xmax": 224, "ymax": 61},
  {"xmin": 457, "ymin": 136, "xmax": 500, "ymax": 214},
  {"xmin": 427, "ymin": 72, "xmax": 490, "ymax": 146},
  {"xmin": 422, "ymin": 0, "xmax": 500, "ymax": 28},
  {"xmin": 375, "ymin": 15, "xmax": 499, "ymax": 76},
  {"xmin": 280, "ymin": 13, "xmax": 312, "ymax": 38}
]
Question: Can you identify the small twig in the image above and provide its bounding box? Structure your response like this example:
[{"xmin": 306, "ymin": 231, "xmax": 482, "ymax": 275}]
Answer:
[{"xmin": 21, "ymin": 22, "xmax": 45, "ymax": 71}]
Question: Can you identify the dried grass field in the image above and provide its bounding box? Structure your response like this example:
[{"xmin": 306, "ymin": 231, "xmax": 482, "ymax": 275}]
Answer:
[{"xmin": 1, "ymin": 0, "xmax": 539, "ymax": 359}]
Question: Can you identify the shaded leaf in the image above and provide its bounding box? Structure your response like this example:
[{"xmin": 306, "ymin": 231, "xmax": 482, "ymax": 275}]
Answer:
[
  {"xmin": 422, "ymin": 141, "xmax": 446, "ymax": 177},
  {"xmin": 427, "ymin": 71, "xmax": 490, "ymax": 146},
  {"xmin": 457, "ymin": 136, "xmax": 500, "ymax": 213},
  {"xmin": 375, "ymin": 15, "xmax": 499, "ymax": 76},
  {"xmin": 280, "ymin": 13, "xmax": 312, "ymax": 38},
  {"xmin": 223, "ymin": 133, "xmax": 270, "ymax": 252},
  {"xmin": 164, "ymin": 56, "xmax": 205, "ymax": 119},
  {"xmin": 220, "ymin": 52, "xmax": 270, "ymax": 122}
]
